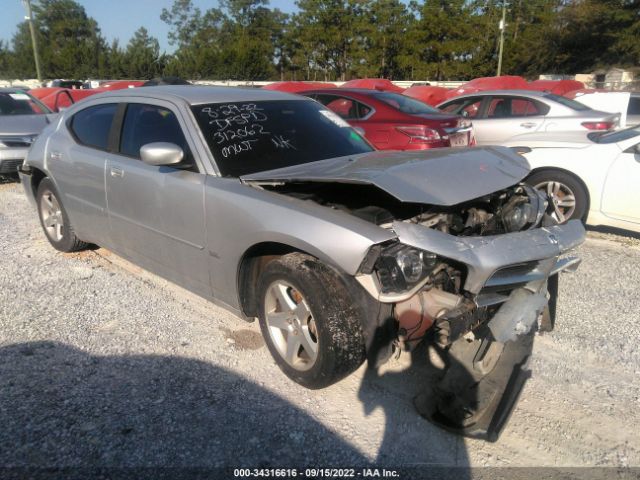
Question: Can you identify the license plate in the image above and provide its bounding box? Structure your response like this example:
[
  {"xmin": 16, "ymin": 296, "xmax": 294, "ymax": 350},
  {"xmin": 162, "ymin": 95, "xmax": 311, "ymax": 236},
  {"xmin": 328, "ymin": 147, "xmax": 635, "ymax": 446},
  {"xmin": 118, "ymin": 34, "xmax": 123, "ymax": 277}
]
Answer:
[{"xmin": 449, "ymin": 132, "xmax": 469, "ymax": 148}]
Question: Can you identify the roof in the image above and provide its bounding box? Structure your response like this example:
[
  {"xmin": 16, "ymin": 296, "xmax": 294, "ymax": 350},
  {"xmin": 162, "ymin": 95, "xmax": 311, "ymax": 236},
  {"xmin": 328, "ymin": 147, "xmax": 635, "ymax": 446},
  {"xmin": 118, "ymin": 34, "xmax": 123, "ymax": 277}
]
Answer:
[
  {"xmin": 442, "ymin": 89, "xmax": 553, "ymax": 100},
  {"xmin": 302, "ymin": 88, "xmax": 398, "ymax": 95},
  {"xmin": 85, "ymin": 85, "xmax": 304, "ymax": 105}
]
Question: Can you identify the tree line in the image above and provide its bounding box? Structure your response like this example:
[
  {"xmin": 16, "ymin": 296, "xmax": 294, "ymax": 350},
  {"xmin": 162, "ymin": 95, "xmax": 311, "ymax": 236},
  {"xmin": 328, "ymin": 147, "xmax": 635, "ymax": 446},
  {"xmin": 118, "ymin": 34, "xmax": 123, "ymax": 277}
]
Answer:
[{"xmin": 1, "ymin": 0, "xmax": 639, "ymax": 82}]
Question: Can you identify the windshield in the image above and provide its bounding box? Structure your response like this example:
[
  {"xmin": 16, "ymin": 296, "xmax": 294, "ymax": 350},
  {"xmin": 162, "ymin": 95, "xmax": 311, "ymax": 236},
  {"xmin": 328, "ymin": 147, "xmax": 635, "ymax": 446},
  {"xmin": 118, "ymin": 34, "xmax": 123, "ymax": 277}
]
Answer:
[
  {"xmin": 0, "ymin": 91, "xmax": 51, "ymax": 115},
  {"xmin": 373, "ymin": 92, "xmax": 441, "ymax": 115},
  {"xmin": 191, "ymin": 100, "xmax": 372, "ymax": 177},
  {"xmin": 544, "ymin": 93, "xmax": 591, "ymax": 111},
  {"xmin": 589, "ymin": 124, "xmax": 640, "ymax": 144}
]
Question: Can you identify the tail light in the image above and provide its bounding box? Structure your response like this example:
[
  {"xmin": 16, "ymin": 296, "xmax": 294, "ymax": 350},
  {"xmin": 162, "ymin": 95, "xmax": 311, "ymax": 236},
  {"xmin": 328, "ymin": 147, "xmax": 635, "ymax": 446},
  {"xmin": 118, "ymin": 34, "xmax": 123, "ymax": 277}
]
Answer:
[
  {"xmin": 396, "ymin": 126, "xmax": 441, "ymax": 143},
  {"xmin": 581, "ymin": 121, "xmax": 615, "ymax": 130}
]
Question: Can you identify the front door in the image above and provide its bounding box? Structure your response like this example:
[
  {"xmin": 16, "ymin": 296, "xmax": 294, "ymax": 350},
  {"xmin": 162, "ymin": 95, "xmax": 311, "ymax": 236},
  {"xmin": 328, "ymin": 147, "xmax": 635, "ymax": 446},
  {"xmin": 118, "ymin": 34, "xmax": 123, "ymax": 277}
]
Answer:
[
  {"xmin": 474, "ymin": 96, "xmax": 546, "ymax": 144},
  {"xmin": 105, "ymin": 101, "xmax": 210, "ymax": 297}
]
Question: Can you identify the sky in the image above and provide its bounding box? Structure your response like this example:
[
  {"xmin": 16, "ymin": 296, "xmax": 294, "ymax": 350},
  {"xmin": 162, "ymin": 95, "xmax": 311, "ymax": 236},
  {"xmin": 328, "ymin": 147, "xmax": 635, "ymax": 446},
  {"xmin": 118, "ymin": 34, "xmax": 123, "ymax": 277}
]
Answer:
[{"xmin": 0, "ymin": 0, "xmax": 299, "ymax": 53}]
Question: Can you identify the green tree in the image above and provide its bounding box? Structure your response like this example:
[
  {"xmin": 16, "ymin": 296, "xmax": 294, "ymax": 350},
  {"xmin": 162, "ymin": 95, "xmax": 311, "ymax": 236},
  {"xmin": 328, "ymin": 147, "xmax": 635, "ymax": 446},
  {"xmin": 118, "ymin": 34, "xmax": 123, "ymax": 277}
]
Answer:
[
  {"xmin": 123, "ymin": 27, "xmax": 162, "ymax": 79},
  {"xmin": 359, "ymin": 0, "xmax": 413, "ymax": 79},
  {"xmin": 10, "ymin": 0, "xmax": 108, "ymax": 79},
  {"xmin": 0, "ymin": 41, "xmax": 12, "ymax": 79}
]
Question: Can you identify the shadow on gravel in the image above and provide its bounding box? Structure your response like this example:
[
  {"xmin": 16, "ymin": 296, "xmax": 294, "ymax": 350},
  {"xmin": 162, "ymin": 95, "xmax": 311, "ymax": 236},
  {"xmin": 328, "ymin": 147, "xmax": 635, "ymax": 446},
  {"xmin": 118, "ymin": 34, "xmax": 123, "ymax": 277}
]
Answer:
[
  {"xmin": 586, "ymin": 225, "xmax": 640, "ymax": 240},
  {"xmin": 0, "ymin": 341, "xmax": 368, "ymax": 468},
  {"xmin": 358, "ymin": 343, "xmax": 471, "ymax": 474}
]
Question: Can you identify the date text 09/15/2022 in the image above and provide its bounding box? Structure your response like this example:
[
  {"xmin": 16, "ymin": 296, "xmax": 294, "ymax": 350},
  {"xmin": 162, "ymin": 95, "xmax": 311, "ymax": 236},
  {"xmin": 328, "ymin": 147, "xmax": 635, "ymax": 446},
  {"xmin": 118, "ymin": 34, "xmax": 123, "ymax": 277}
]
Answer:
[{"xmin": 233, "ymin": 468, "xmax": 400, "ymax": 478}]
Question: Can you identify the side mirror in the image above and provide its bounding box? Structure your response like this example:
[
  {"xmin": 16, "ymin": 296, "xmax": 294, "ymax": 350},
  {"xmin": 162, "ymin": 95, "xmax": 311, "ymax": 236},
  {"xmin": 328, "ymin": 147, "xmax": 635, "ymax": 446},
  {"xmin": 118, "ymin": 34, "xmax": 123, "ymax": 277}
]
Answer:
[{"xmin": 140, "ymin": 142, "xmax": 184, "ymax": 166}]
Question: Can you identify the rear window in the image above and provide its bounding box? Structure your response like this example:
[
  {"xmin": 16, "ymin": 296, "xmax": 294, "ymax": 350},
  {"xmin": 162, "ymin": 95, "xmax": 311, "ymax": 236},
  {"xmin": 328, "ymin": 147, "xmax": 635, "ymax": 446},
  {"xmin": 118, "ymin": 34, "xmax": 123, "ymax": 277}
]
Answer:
[
  {"xmin": 70, "ymin": 103, "xmax": 117, "ymax": 150},
  {"xmin": 628, "ymin": 97, "xmax": 640, "ymax": 116},
  {"xmin": 544, "ymin": 93, "xmax": 591, "ymax": 111},
  {"xmin": 191, "ymin": 100, "xmax": 372, "ymax": 177},
  {"xmin": 373, "ymin": 92, "xmax": 440, "ymax": 115},
  {"xmin": 0, "ymin": 91, "xmax": 51, "ymax": 115}
]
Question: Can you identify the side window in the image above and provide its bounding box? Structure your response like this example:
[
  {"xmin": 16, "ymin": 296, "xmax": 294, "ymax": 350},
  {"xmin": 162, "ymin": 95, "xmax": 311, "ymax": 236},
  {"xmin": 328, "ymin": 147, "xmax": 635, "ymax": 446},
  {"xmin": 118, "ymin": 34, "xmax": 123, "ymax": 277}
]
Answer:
[
  {"xmin": 441, "ymin": 98, "xmax": 482, "ymax": 118},
  {"xmin": 69, "ymin": 103, "xmax": 117, "ymax": 150},
  {"xmin": 440, "ymin": 101, "xmax": 464, "ymax": 113},
  {"xmin": 315, "ymin": 94, "xmax": 368, "ymax": 120},
  {"xmin": 460, "ymin": 98, "xmax": 483, "ymax": 118},
  {"xmin": 119, "ymin": 103, "xmax": 195, "ymax": 169},
  {"xmin": 488, "ymin": 97, "xmax": 550, "ymax": 118},
  {"xmin": 487, "ymin": 97, "xmax": 511, "ymax": 118}
]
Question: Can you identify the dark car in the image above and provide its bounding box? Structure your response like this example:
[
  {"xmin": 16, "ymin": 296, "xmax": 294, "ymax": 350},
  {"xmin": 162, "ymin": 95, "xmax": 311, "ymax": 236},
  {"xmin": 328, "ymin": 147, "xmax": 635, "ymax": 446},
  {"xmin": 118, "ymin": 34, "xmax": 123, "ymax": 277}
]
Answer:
[{"xmin": 302, "ymin": 88, "xmax": 475, "ymax": 150}]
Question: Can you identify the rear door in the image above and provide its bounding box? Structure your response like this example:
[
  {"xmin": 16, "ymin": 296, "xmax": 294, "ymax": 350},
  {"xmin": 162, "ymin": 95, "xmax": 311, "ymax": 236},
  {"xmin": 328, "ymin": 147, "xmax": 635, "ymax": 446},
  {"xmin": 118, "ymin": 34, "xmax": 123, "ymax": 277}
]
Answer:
[
  {"xmin": 50, "ymin": 101, "xmax": 118, "ymax": 244},
  {"xmin": 104, "ymin": 100, "xmax": 211, "ymax": 297},
  {"xmin": 475, "ymin": 95, "xmax": 548, "ymax": 144}
]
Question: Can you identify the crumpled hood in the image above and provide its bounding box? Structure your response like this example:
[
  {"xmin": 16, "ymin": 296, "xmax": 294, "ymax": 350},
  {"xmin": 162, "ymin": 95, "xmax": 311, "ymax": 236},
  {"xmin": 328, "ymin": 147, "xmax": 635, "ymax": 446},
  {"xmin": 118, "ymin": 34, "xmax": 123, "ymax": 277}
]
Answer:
[
  {"xmin": 241, "ymin": 146, "xmax": 531, "ymax": 206},
  {"xmin": 0, "ymin": 114, "xmax": 52, "ymax": 136}
]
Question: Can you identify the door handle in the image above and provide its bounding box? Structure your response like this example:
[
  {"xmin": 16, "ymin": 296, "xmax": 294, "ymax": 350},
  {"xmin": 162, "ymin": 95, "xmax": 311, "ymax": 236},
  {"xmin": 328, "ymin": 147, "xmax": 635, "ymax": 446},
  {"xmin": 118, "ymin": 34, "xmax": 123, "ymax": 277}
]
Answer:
[
  {"xmin": 520, "ymin": 122, "xmax": 536, "ymax": 128},
  {"xmin": 110, "ymin": 167, "xmax": 124, "ymax": 178},
  {"xmin": 50, "ymin": 151, "xmax": 63, "ymax": 160}
]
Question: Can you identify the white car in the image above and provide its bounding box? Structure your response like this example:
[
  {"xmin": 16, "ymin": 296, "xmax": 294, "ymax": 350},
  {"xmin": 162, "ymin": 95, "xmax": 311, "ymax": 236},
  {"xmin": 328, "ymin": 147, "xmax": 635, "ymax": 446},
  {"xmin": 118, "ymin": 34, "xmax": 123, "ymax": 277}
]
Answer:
[
  {"xmin": 568, "ymin": 91, "xmax": 640, "ymax": 128},
  {"xmin": 504, "ymin": 126, "xmax": 640, "ymax": 233}
]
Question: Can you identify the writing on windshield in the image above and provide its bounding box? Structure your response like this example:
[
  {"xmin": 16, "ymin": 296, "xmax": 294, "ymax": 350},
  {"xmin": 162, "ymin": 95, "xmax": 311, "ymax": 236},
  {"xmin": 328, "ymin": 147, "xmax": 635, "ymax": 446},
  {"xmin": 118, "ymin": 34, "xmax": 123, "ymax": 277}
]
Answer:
[{"xmin": 192, "ymin": 100, "xmax": 371, "ymax": 177}]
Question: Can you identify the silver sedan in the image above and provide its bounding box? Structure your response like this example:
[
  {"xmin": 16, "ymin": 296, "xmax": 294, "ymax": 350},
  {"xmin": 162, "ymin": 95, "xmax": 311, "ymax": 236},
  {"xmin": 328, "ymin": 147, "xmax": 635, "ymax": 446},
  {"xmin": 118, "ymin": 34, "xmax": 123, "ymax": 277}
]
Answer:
[
  {"xmin": 0, "ymin": 88, "xmax": 55, "ymax": 175},
  {"xmin": 20, "ymin": 86, "xmax": 583, "ymax": 440},
  {"xmin": 437, "ymin": 89, "xmax": 619, "ymax": 144}
]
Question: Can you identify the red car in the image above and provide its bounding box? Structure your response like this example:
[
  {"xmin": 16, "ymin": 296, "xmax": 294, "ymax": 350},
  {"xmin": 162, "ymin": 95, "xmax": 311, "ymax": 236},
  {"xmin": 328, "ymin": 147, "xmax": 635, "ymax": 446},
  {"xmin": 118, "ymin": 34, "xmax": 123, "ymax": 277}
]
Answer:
[{"xmin": 302, "ymin": 89, "xmax": 474, "ymax": 151}]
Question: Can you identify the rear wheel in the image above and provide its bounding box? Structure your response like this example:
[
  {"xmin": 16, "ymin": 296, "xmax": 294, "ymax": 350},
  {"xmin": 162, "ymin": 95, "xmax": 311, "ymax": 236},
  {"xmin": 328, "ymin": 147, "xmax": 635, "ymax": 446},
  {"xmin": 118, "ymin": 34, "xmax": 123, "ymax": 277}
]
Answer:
[
  {"xmin": 256, "ymin": 253, "xmax": 366, "ymax": 389},
  {"xmin": 36, "ymin": 178, "xmax": 89, "ymax": 252},
  {"xmin": 526, "ymin": 170, "xmax": 588, "ymax": 223}
]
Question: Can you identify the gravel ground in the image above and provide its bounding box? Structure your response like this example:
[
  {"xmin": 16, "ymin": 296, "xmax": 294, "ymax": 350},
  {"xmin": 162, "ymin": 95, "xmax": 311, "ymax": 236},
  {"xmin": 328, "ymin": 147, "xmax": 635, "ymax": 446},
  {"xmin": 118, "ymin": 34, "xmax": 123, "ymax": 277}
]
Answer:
[{"xmin": 1, "ymin": 179, "xmax": 639, "ymax": 470}]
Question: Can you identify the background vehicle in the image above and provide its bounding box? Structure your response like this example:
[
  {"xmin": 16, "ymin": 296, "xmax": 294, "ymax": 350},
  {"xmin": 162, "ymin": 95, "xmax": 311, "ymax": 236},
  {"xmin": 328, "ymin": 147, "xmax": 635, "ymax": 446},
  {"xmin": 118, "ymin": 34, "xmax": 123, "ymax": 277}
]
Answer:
[
  {"xmin": 505, "ymin": 126, "xmax": 640, "ymax": 231},
  {"xmin": 437, "ymin": 90, "xmax": 619, "ymax": 145},
  {"xmin": 303, "ymin": 88, "xmax": 474, "ymax": 150},
  {"xmin": 0, "ymin": 88, "xmax": 54, "ymax": 175},
  {"xmin": 566, "ymin": 90, "xmax": 640, "ymax": 127},
  {"xmin": 19, "ymin": 86, "xmax": 583, "ymax": 440}
]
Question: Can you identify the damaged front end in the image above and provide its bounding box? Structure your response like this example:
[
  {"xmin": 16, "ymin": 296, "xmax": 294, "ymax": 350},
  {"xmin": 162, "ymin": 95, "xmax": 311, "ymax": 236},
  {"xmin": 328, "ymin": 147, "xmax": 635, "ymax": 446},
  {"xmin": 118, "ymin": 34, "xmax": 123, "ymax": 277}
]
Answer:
[
  {"xmin": 352, "ymin": 184, "xmax": 585, "ymax": 441},
  {"xmin": 244, "ymin": 147, "xmax": 585, "ymax": 441}
]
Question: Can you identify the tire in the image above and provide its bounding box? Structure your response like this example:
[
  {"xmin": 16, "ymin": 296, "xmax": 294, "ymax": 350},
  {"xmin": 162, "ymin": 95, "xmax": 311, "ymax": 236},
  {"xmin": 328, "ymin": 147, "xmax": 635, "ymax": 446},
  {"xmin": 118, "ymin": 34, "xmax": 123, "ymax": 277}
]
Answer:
[
  {"xmin": 256, "ymin": 253, "xmax": 366, "ymax": 389},
  {"xmin": 36, "ymin": 178, "xmax": 89, "ymax": 252},
  {"xmin": 526, "ymin": 170, "xmax": 588, "ymax": 223}
]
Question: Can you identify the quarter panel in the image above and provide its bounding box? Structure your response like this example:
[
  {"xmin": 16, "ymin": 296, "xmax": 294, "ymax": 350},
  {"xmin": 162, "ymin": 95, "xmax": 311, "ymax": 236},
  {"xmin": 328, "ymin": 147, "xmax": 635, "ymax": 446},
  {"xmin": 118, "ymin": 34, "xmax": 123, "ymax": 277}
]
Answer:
[{"xmin": 203, "ymin": 177, "xmax": 396, "ymax": 307}]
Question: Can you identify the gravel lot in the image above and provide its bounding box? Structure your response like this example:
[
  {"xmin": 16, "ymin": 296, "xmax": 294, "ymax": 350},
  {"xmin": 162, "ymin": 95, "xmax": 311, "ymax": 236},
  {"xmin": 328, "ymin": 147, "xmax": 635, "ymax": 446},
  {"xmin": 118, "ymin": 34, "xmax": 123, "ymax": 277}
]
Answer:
[{"xmin": 1, "ymin": 179, "xmax": 639, "ymax": 471}]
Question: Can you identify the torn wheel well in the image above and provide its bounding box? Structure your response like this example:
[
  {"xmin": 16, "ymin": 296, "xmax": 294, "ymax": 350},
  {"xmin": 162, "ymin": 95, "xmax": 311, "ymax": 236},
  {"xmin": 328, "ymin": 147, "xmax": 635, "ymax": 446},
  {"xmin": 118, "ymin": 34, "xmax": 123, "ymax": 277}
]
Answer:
[
  {"xmin": 237, "ymin": 242, "xmax": 300, "ymax": 318},
  {"xmin": 29, "ymin": 167, "xmax": 47, "ymax": 198}
]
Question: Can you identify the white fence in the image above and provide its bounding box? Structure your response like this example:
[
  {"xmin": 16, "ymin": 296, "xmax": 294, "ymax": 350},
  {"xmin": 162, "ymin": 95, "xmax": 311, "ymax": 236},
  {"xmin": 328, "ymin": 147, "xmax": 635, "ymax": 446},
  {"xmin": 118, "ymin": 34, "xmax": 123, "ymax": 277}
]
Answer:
[{"xmin": 1, "ymin": 78, "xmax": 466, "ymax": 89}]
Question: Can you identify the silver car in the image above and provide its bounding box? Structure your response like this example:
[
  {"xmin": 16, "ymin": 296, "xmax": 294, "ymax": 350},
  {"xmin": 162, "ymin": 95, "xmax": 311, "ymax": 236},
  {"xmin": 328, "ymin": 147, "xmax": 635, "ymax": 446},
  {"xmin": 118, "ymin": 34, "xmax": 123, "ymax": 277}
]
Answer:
[
  {"xmin": 20, "ymin": 86, "xmax": 584, "ymax": 440},
  {"xmin": 437, "ymin": 90, "xmax": 619, "ymax": 145},
  {"xmin": 0, "ymin": 88, "xmax": 55, "ymax": 175}
]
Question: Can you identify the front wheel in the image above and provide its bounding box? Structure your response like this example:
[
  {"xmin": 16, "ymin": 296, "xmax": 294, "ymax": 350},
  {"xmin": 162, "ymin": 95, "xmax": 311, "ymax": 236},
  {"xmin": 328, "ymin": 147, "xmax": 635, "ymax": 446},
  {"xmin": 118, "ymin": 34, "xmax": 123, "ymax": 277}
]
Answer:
[
  {"xmin": 256, "ymin": 253, "xmax": 366, "ymax": 389},
  {"xmin": 526, "ymin": 170, "xmax": 588, "ymax": 223},
  {"xmin": 36, "ymin": 178, "xmax": 89, "ymax": 252}
]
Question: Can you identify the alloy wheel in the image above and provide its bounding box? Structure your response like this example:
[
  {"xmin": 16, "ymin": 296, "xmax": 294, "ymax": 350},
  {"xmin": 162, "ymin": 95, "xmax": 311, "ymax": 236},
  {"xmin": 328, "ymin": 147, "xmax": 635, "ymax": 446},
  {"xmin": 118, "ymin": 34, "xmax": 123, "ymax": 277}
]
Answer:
[
  {"xmin": 39, "ymin": 190, "xmax": 64, "ymax": 242},
  {"xmin": 535, "ymin": 180, "xmax": 576, "ymax": 224},
  {"xmin": 264, "ymin": 281, "xmax": 318, "ymax": 371}
]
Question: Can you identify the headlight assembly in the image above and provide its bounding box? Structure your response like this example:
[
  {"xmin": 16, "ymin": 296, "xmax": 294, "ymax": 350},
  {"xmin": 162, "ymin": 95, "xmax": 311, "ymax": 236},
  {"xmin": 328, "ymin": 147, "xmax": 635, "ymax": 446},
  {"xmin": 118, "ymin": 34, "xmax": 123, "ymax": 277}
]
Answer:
[{"xmin": 375, "ymin": 244, "xmax": 439, "ymax": 293}]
